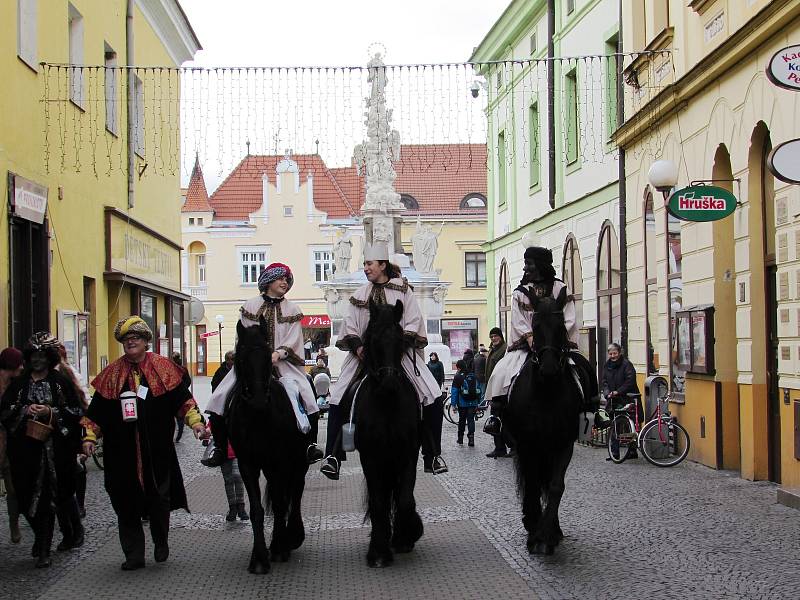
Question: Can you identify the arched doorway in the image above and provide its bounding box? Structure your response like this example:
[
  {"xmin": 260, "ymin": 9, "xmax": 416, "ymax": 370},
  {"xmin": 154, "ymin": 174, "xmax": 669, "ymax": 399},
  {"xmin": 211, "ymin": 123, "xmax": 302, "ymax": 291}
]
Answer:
[
  {"xmin": 643, "ymin": 189, "xmax": 659, "ymax": 374},
  {"xmin": 562, "ymin": 234, "xmax": 583, "ymax": 327},
  {"xmin": 712, "ymin": 144, "xmax": 740, "ymax": 469},
  {"xmin": 746, "ymin": 121, "xmax": 779, "ymax": 482},
  {"xmin": 597, "ymin": 222, "xmax": 621, "ymax": 378},
  {"xmin": 498, "ymin": 259, "xmax": 510, "ymax": 343}
]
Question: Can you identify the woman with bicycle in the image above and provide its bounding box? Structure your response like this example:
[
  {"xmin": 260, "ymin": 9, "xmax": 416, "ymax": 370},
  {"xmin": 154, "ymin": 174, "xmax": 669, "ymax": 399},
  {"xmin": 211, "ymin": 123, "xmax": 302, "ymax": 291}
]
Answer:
[{"xmin": 602, "ymin": 343, "xmax": 641, "ymax": 459}]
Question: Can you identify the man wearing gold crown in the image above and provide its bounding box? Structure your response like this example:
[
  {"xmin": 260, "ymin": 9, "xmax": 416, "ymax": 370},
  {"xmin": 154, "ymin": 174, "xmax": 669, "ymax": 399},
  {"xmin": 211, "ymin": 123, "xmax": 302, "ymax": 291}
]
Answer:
[
  {"xmin": 81, "ymin": 316, "xmax": 206, "ymax": 571},
  {"xmin": 320, "ymin": 242, "xmax": 445, "ymax": 480}
]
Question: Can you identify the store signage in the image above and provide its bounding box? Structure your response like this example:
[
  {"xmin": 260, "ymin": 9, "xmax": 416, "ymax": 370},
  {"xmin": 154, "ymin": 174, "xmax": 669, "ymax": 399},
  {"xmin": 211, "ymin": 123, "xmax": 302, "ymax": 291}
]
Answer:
[
  {"xmin": 11, "ymin": 175, "xmax": 48, "ymax": 224},
  {"xmin": 667, "ymin": 185, "xmax": 737, "ymax": 222},
  {"xmin": 199, "ymin": 330, "xmax": 219, "ymax": 339},
  {"xmin": 107, "ymin": 211, "xmax": 181, "ymax": 290},
  {"xmin": 767, "ymin": 138, "xmax": 800, "ymax": 185},
  {"xmin": 301, "ymin": 315, "xmax": 331, "ymax": 328},
  {"xmin": 766, "ymin": 44, "xmax": 800, "ymax": 91},
  {"xmin": 441, "ymin": 319, "xmax": 477, "ymax": 330}
]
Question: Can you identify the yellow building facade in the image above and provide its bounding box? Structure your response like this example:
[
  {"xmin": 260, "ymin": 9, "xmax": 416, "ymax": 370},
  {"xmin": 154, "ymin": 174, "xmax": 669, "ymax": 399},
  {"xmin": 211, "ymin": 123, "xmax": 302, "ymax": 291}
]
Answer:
[
  {"xmin": 1, "ymin": 0, "xmax": 199, "ymax": 384},
  {"xmin": 181, "ymin": 146, "xmax": 488, "ymax": 375},
  {"xmin": 619, "ymin": 0, "xmax": 800, "ymax": 489}
]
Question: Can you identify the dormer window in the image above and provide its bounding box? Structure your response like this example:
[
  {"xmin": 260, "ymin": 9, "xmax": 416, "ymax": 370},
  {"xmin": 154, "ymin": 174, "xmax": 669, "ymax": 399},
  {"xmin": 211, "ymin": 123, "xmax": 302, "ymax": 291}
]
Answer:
[
  {"xmin": 460, "ymin": 193, "xmax": 487, "ymax": 209},
  {"xmin": 400, "ymin": 194, "xmax": 419, "ymax": 210}
]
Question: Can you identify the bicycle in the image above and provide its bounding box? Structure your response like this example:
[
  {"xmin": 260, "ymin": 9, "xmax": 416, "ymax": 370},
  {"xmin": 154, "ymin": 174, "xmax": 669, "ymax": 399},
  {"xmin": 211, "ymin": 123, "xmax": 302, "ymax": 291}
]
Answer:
[
  {"xmin": 91, "ymin": 436, "xmax": 104, "ymax": 470},
  {"xmin": 606, "ymin": 391, "xmax": 690, "ymax": 467},
  {"xmin": 443, "ymin": 391, "xmax": 489, "ymax": 424}
]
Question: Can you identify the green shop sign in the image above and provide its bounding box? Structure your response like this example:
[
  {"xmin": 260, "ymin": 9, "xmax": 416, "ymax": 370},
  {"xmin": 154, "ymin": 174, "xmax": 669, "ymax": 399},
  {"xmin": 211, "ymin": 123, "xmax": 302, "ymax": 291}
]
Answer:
[{"xmin": 667, "ymin": 185, "xmax": 737, "ymax": 222}]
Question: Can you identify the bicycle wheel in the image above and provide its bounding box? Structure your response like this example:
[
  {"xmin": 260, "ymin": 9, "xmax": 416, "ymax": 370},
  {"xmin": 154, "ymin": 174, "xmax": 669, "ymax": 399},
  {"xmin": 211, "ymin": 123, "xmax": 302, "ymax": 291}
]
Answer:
[
  {"xmin": 607, "ymin": 415, "xmax": 635, "ymax": 464},
  {"xmin": 92, "ymin": 440, "xmax": 104, "ymax": 470},
  {"xmin": 443, "ymin": 399, "xmax": 458, "ymax": 425},
  {"xmin": 639, "ymin": 418, "xmax": 690, "ymax": 467}
]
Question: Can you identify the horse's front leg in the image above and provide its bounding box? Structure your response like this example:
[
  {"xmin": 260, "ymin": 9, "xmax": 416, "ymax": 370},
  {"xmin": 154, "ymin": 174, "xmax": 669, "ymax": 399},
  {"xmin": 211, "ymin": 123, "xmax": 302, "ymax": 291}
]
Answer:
[
  {"xmin": 363, "ymin": 462, "xmax": 393, "ymax": 568},
  {"xmin": 391, "ymin": 457, "xmax": 423, "ymax": 553},
  {"xmin": 533, "ymin": 443, "xmax": 573, "ymax": 555},
  {"xmin": 286, "ymin": 467, "xmax": 306, "ymax": 551},
  {"xmin": 517, "ymin": 447, "xmax": 543, "ymax": 552},
  {"xmin": 239, "ymin": 461, "xmax": 270, "ymax": 574},
  {"xmin": 268, "ymin": 475, "xmax": 291, "ymax": 562}
]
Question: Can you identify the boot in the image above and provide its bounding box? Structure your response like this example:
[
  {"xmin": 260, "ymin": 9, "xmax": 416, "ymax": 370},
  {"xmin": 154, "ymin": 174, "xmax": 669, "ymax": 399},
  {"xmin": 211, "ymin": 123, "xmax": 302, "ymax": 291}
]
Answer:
[
  {"xmin": 226, "ymin": 505, "xmax": 237, "ymax": 522},
  {"xmin": 35, "ymin": 513, "xmax": 55, "ymax": 568},
  {"xmin": 483, "ymin": 395, "xmax": 507, "ymax": 436},
  {"xmin": 468, "ymin": 434, "xmax": 475, "ymax": 447},
  {"xmin": 10, "ymin": 517, "xmax": 21, "ymax": 544},
  {"xmin": 237, "ymin": 503, "xmax": 249, "ymax": 521},
  {"xmin": 456, "ymin": 435, "xmax": 464, "ymax": 445},
  {"xmin": 201, "ymin": 413, "xmax": 228, "ymax": 468}
]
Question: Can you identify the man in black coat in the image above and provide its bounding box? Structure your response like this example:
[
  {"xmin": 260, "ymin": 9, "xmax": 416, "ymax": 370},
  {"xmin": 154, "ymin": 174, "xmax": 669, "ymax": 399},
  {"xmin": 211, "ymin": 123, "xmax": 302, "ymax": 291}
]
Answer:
[{"xmin": 211, "ymin": 351, "xmax": 235, "ymax": 392}]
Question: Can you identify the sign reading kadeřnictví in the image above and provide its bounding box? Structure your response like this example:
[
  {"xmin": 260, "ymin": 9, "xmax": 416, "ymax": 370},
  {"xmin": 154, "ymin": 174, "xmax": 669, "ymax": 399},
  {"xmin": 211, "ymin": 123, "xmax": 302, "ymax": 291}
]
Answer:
[
  {"xmin": 766, "ymin": 44, "xmax": 800, "ymax": 91},
  {"xmin": 667, "ymin": 185, "xmax": 738, "ymax": 222}
]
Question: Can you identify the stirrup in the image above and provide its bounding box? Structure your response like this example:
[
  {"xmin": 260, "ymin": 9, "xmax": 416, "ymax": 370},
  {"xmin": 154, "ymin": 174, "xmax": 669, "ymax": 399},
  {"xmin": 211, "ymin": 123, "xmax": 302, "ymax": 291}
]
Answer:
[
  {"xmin": 306, "ymin": 444, "xmax": 324, "ymax": 464},
  {"xmin": 320, "ymin": 456, "xmax": 340, "ymax": 481}
]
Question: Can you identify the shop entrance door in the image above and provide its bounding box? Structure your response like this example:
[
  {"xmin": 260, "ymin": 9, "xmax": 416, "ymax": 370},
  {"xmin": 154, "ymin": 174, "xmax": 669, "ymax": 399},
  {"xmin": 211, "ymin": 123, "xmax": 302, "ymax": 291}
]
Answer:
[
  {"xmin": 9, "ymin": 215, "xmax": 49, "ymax": 347},
  {"xmin": 196, "ymin": 324, "xmax": 207, "ymax": 376}
]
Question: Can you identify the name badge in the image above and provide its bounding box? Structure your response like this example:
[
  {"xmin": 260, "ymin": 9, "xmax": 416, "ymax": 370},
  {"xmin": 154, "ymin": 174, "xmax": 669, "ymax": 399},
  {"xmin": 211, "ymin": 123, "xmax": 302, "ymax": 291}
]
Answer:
[{"xmin": 137, "ymin": 385, "xmax": 149, "ymax": 400}]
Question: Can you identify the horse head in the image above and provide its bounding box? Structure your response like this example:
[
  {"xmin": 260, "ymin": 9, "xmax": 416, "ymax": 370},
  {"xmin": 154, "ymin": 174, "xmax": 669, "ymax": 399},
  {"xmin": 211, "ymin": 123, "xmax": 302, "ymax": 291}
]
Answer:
[
  {"xmin": 530, "ymin": 286, "xmax": 569, "ymax": 378},
  {"xmin": 234, "ymin": 317, "xmax": 274, "ymax": 403},
  {"xmin": 363, "ymin": 298, "xmax": 405, "ymax": 377}
]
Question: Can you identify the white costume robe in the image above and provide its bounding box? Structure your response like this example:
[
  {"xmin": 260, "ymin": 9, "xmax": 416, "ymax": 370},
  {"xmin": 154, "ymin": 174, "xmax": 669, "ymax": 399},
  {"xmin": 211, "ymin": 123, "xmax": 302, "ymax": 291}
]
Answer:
[
  {"xmin": 329, "ymin": 277, "xmax": 441, "ymax": 407},
  {"xmin": 485, "ymin": 280, "xmax": 577, "ymax": 400},
  {"xmin": 206, "ymin": 295, "xmax": 319, "ymax": 418}
]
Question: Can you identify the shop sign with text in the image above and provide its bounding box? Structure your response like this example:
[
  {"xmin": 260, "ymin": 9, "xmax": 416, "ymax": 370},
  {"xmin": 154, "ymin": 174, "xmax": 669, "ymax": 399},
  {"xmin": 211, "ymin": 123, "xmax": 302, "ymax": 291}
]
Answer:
[
  {"xmin": 11, "ymin": 175, "xmax": 48, "ymax": 224},
  {"xmin": 667, "ymin": 185, "xmax": 737, "ymax": 222},
  {"xmin": 767, "ymin": 138, "xmax": 800, "ymax": 185},
  {"xmin": 766, "ymin": 45, "xmax": 800, "ymax": 91}
]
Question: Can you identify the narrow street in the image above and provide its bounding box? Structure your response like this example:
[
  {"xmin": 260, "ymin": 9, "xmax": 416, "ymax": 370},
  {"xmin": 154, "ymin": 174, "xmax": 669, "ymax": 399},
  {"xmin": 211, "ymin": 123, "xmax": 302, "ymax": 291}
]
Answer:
[{"xmin": 0, "ymin": 378, "xmax": 797, "ymax": 599}]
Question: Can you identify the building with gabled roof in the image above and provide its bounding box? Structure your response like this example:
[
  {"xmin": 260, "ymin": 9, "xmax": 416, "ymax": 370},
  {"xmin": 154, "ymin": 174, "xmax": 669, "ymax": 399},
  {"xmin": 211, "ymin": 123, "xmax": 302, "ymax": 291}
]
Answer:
[{"xmin": 181, "ymin": 144, "xmax": 489, "ymax": 374}]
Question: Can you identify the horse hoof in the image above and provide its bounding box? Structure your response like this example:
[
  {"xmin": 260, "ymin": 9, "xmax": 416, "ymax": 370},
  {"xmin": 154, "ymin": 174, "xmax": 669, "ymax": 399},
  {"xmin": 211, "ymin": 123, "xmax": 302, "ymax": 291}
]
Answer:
[
  {"xmin": 367, "ymin": 552, "xmax": 393, "ymax": 568},
  {"xmin": 248, "ymin": 561, "xmax": 270, "ymax": 575},
  {"xmin": 392, "ymin": 543, "xmax": 414, "ymax": 554}
]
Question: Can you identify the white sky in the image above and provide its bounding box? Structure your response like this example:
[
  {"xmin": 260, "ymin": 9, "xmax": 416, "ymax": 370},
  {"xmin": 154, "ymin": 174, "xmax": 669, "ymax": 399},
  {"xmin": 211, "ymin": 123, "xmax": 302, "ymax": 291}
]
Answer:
[{"xmin": 181, "ymin": 0, "xmax": 510, "ymax": 68}]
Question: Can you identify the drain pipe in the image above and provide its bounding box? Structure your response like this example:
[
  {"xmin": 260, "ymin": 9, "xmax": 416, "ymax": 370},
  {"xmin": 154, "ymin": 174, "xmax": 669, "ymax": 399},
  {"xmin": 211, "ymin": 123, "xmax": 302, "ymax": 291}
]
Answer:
[
  {"xmin": 547, "ymin": 0, "xmax": 556, "ymax": 210},
  {"xmin": 617, "ymin": 0, "xmax": 628, "ymax": 350},
  {"xmin": 126, "ymin": 0, "xmax": 135, "ymax": 208}
]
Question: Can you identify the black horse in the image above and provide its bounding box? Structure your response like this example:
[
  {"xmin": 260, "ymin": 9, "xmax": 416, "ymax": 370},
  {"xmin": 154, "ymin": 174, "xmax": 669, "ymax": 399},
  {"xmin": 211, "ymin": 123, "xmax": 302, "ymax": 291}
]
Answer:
[
  {"xmin": 227, "ymin": 318, "xmax": 309, "ymax": 574},
  {"xmin": 342, "ymin": 299, "xmax": 423, "ymax": 567},
  {"xmin": 505, "ymin": 287, "xmax": 582, "ymax": 555}
]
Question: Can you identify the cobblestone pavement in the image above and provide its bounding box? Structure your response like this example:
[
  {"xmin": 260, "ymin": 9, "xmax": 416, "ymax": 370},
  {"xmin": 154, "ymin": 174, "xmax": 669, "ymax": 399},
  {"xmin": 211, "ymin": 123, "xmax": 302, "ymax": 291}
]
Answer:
[{"xmin": 1, "ymin": 378, "xmax": 799, "ymax": 599}]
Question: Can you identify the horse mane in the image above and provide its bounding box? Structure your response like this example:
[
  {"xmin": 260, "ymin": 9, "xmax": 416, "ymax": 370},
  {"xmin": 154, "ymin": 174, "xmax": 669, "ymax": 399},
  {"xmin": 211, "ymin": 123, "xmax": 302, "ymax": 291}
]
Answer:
[
  {"xmin": 232, "ymin": 319, "xmax": 274, "ymax": 402},
  {"xmin": 362, "ymin": 300, "xmax": 405, "ymax": 375}
]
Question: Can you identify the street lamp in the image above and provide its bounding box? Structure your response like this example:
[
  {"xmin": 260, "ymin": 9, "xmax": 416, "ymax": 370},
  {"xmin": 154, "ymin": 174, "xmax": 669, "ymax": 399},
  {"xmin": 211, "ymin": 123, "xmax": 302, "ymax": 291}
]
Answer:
[
  {"xmin": 215, "ymin": 314, "xmax": 224, "ymax": 365},
  {"xmin": 647, "ymin": 159, "xmax": 679, "ymax": 201}
]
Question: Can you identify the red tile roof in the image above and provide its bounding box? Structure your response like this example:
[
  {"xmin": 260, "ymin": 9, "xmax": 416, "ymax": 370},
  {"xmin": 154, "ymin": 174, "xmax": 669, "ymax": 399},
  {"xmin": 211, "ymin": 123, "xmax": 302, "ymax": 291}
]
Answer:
[
  {"xmin": 182, "ymin": 156, "xmax": 213, "ymax": 212},
  {"xmin": 207, "ymin": 144, "xmax": 487, "ymax": 221}
]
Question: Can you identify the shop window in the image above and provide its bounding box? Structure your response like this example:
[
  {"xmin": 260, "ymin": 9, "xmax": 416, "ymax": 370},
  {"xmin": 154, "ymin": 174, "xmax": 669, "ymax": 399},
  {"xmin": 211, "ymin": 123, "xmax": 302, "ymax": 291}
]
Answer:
[
  {"xmin": 169, "ymin": 300, "xmax": 184, "ymax": 359},
  {"xmin": 240, "ymin": 247, "xmax": 268, "ymax": 284},
  {"xmin": 674, "ymin": 306, "xmax": 715, "ymax": 375},
  {"xmin": 58, "ymin": 310, "xmax": 90, "ymax": 386},
  {"xmin": 137, "ymin": 291, "xmax": 157, "ymax": 352},
  {"xmin": 104, "ymin": 44, "xmax": 118, "ymax": 134},
  {"xmin": 465, "ymin": 252, "xmax": 486, "ymax": 288},
  {"xmin": 644, "ymin": 190, "xmax": 659, "ymax": 373},
  {"xmin": 597, "ymin": 222, "xmax": 621, "ymax": 376},
  {"xmin": 441, "ymin": 318, "xmax": 479, "ymax": 368},
  {"xmin": 18, "ymin": 0, "xmax": 37, "ymax": 70},
  {"xmin": 498, "ymin": 259, "xmax": 511, "ymax": 342}
]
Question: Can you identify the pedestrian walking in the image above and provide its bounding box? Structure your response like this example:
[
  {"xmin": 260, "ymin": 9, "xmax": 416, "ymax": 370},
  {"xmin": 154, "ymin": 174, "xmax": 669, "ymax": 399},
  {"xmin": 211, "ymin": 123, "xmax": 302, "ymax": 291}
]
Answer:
[
  {"xmin": 0, "ymin": 347, "xmax": 24, "ymax": 544},
  {"xmin": 81, "ymin": 316, "xmax": 207, "ymax": 570},
  {"xmin": 452, "ymin": 360, "xmax": 480, "ymax": 446},
  {"xmin": 0, "ymin": 333, "xmax": 84, "ymax": 568},
  {"xmin": 422, "ymin": 352, "xmax": 447, "ymax": 474},
  {"xmin": 473, "ymin": 346, "xmax": 488, "ymax": 400},
  {"xmin": 484, "ymin": 327, "xmax": 511, "ymax": 458}
]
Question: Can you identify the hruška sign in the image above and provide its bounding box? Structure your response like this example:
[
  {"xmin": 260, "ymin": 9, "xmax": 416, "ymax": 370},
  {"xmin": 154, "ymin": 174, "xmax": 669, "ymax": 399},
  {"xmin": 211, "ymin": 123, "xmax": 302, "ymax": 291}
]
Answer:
[
  {"xmin": 667, "ymin": 185, "xmax": 737, "ymax": 222},
  {"xmin": 766, "ymin": 44, "xmax": 800, "ymax": 91}
]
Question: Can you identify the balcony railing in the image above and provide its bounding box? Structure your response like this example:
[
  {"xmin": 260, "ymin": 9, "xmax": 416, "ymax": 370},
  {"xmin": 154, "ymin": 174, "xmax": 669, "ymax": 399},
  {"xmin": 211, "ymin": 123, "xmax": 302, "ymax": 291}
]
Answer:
[{"xmin": 183, "ymin": 285, "xmax": 208, "ymax": 300}]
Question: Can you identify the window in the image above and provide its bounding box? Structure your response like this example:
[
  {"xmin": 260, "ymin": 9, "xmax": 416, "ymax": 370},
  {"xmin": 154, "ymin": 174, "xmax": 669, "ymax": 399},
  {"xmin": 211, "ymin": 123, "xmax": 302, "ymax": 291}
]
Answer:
[
  {"xmin": 169, "ymin": 300, "xmax": 184, "ymax": 359},
  {"xmin": 465, "ymin": 252, "xmax": 486, "ymax": 288},
  {"xmin": 313, "ymin": 249, "xmax": 334, "ymax": 283},
  {"xmin": 496, "ymin": 66, "xmax": 504, "ymax": 91},
  {"xmin": 562, "ymin": 234, "xmax": 583, "ymax": 328},
  {"xmin": 400, "ymin": 194, "xmax": 419, "ymax": 210},
  {"xmin": 197, "ymin": 217, "xmax": 203, "ymax": 226},
  {"xmin": 68, "ymin": 4, "xmax": 84, "ymax": 108},
  {"xmin": 597, "ymin": 222, "xmax": 621, "ymax": 378},
  {"xmin": 136, "ymin": 291, "xmax": 157, "ymax": 353},
  {"xmin": 567, "ymin": 0, "xmax": 575, "ymax": 15},
  {"xmin": 529, "ymin": 102, "xmax": 540, "ymax": 187},
  {"xmin": 667, "ymin": 208, "xmax": 684, "ymax": 394},
  {"xmin": 644, "ymin": 190, "xmax": 659, "ymax": 373},
  {"xmin": 283, "ymin": 205, "xmax": 293, "ymax": 217},
  {"xmin": 460, "ymin": 193, "xmax": 487, "ymax": 209},
  {"xmin": 58, "ymin": 310, "xmax": 90, "ymax": 385},
  {"xmin": 565, "ymin": 69, "xmax": 578, "ymax": 164},
  {"xmin": 133, "ymin": 74, "xmax": 144, "ymax": 156},
  {"xmin": 529, "ymin": 32, "xmax": 537, "ymax": 56},
  {"xmin": 497, "ymin": 131, "xmax": 507, "ymax": 206},
  {"xmin": 17, "ymin": 0, "xmax": 37, "ymax": 69},
  {"xmin": 197, "ymin": 254, "xmax": 206, "ymax": 284},
  {"xmin": 240, "ymin": 248, "xmax": 268, "ymax": 284},
  {"xmin": 188, "ymin": 217, "xmax": 195, "ymax": 225},
  {"xmin": 498, "ymin": 259, "xmax": 510, "ymax": 342},
  {"xmin": 104, "ymin": 45, "xmax": 118, "ymax": 134},
  {"xmin": 605, "ymin": 36, "xmax": 619, "ymax": 141}
]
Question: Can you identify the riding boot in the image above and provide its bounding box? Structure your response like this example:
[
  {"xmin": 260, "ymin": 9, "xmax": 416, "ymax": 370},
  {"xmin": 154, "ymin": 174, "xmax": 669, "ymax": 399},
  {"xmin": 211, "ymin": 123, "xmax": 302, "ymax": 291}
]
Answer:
[
  {"xmin": 201, "ymin": 412, "xmax": 228, "ymax": 468},
  {"xmin": 483, "ymin": 395, "xmax": 507, "ymax": 436}
]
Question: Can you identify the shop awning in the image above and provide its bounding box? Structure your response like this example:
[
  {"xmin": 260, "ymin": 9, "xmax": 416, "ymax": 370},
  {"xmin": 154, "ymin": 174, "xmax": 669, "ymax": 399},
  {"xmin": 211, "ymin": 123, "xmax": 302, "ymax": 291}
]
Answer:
[
  {"xmin": 301, "ymin": 315, "xmax": 331, "ymax": 328},
  {"xmin": 104, "ymin": 271, "xmax": 192, "ymax": 301}
]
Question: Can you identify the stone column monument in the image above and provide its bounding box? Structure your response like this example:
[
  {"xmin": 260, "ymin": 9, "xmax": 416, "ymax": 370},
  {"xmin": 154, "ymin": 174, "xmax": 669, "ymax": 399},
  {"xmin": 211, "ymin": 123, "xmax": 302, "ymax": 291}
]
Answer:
[{"xmin": 319, "ymin": 53, "xmax": 452, "ymax": 377}]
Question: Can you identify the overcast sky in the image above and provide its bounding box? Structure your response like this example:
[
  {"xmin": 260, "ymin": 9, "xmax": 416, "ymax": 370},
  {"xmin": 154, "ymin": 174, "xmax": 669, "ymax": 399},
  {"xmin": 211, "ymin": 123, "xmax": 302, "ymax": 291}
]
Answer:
[{"xmin": 181, "ymin": 0, "xmax": 510, "ymax": 68}]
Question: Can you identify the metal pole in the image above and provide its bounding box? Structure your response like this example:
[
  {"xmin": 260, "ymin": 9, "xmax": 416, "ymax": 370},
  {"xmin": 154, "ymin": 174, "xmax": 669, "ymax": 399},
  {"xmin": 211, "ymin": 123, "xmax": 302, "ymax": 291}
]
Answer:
[
  {"xmin": 125, "ymin": 0, "xmax": 135, "ymax": 209},
  {"xmin": 617, "ymin": 0, "xmax": 628, "ymax": 351},
  {"xmin": 217, "ymin": 323, "xmax": 223, "ymax": 365},
  {"xmin": 547, "ymin": 0, "xmax": 556, "ymax": 209}
]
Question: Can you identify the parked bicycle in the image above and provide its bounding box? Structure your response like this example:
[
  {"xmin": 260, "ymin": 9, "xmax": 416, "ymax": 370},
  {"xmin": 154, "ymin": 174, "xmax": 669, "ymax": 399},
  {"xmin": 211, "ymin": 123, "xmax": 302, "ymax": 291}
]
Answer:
[
  {"xmin": 91, "ymin": 436, "xmax": 104, "ymax": 470},
  {"xmin": 606, "ymin": 391, "xmax": 690, "ymax": 467},
  {"xmin": 443, "ymin": 392, "xmax": 489, "ymax": 425}
]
